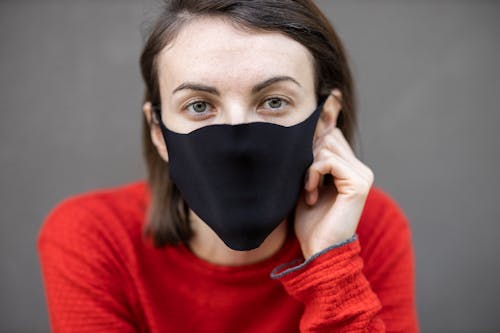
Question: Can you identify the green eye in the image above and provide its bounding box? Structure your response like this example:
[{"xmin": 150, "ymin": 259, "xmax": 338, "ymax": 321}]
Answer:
[
  {"xmin": 267, "ymin": 98, "xmax": 283, "ymax": 109},
  {"xmin": 190, "ymin": 101, "xmax": 208, "ymax": 113}
]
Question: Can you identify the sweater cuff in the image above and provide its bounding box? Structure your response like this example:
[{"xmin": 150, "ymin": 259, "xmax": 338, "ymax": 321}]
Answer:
[
  {"xmin": 270, "ymin": 234, "xmax": 358, "ymax": 280},
  {"xmin": 270, "ymin": 234, "xmax": 384, "ymax": 331}
]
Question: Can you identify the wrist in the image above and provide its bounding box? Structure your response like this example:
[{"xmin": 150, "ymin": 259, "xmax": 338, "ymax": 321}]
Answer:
[
  {"xmin": 302, "ymin": 234, "xmax": 356, "ymax": 259},
  {"xmin": 271, "ymin": 234, "xmax": 358, "ymax": 280}
]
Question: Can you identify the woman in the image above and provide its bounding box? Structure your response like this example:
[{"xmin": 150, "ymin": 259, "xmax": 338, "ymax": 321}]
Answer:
[{"xmin": 38, "ymin": 0, "xmax": 419, "ymax": 332}]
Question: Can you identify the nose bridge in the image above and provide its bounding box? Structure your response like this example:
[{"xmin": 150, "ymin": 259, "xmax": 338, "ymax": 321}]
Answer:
[{"xmin": 222, "ymin": 101, "xmax": 249, "ymax": 125}]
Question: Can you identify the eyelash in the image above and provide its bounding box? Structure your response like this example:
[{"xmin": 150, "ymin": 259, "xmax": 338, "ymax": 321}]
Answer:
[{"xmin": 183, "ymin": 96, "xmax": 290, "ymax": 119}]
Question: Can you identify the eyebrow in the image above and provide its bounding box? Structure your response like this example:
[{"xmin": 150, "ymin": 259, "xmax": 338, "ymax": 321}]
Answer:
[{"xmin": 171, "ymin": 75, "xmax": 301, "ymax": 96}]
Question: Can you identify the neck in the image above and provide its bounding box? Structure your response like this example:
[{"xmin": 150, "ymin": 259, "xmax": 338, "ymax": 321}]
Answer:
[{"xmin": 187, "ymin": 210, "xmax": 289, "ymax": 267}]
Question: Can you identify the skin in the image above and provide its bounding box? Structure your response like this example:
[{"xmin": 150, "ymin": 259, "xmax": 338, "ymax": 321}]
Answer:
[{"xmin": 142, "ymin": 16, "xmax": 374, "ymax": 265}]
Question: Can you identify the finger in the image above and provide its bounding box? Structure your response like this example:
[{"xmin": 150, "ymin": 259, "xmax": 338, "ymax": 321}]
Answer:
[
  {"xmin": 305, "ymin": 165, "xmax": 321, "ymax": 192},
  {"xmin": 313, "ymin": 153, "xmax": 359, "ymax": 182},
  {"xmin": 314, "ymin": 135, "xmax": 354, "ymax": 163},
  {"xmin": 305, "ymin": 187, "xmax": 318, "ymax": 206},
  {"xmin": 314, "ymin": 128, "xmax": 354, "ymax": 158},
  {"xmin": 310, "ymin": 154, "xmax": 372, "ymax": 196},
  {"xmin": 304, "ymin": 152, "xmax": 373, "ymax": 206},
  {"xmin": 313, "ymin": 147, "xmax": 365, "ymax": 185},
  {"xmin": 314, "ymin": 130, "xmax": 374, "ymax": 183},
  {"xmin": 313, "ymin": 137, "xmax": 360, "ymax": 177},
  {"xmin": 306, "ymin": 149, "xmax": 340, "ymax": 191}
]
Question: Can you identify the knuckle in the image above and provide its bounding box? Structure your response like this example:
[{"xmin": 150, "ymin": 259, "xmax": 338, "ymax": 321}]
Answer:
[
  {"xmin": 327, "ymin": 155, "xmax": 338, "ymax": 165},
  {"xmin": 324, "ymin": 135, "xmax": 336, "ymax": 149},
  {"xmin": 318, "ymin": 147, "xmax": 332, "ymax": 160}
]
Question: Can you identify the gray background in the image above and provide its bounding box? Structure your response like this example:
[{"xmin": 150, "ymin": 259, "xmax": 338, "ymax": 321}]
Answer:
[{"xmin": 1, "ymin": 0, "xmax": 499, "ymax": 332}]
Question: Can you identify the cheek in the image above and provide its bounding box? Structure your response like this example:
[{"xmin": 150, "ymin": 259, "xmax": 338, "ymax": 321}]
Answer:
[{"xmin": 164, "ymin": 113, "xmax": 209, "ymax": 134}]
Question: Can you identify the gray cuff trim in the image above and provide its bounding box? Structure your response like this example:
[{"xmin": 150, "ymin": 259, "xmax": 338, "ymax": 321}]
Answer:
[{"xmin": 270, "ymin": 234, "xmax": 358, "ymax": 280}]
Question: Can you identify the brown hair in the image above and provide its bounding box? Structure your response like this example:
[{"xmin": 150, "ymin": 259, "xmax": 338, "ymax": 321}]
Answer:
[{"xmin": 139, "ymin": 0, "xmax": 358, "ymax": 247}]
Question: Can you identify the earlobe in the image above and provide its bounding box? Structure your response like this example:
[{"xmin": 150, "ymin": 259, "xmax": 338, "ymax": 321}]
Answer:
[{"xmin": 142, "ymin": 102, "xmax": 169, "ymax": 162}]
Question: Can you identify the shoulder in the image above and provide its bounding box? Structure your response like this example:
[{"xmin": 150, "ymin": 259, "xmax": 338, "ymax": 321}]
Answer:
[
  {"xmin": 356, "ymin": 186, "xmax": 418, "ymax": 323},
  {"xmin": 357, "ymin": 186, "xmax": 414, "ymax": 255},
  {"xmin": 360, "ymin": 186, "xmax": 411, "ymax": 233},
  {"xmin": 37, "ymin": 180, "xmax": 150, "ymax": 249}
]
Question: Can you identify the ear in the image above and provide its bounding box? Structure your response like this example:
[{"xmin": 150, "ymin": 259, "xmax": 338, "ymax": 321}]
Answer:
[
  {"xmin": 314, "ymin": 89, "xmax": 342, "ymax": 140},
  {"xmin": 142, "ymin": 102, "xmax": 169, "ymax": 162}
]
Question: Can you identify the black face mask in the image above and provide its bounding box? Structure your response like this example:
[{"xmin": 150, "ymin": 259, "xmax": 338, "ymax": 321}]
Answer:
[{"xmin": 154, "ymin": 95, "xmax": 327, "ymax": 251}]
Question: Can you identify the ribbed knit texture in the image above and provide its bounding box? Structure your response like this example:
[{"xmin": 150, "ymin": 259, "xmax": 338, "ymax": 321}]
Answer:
[{"xmin": 37, "ymin": 180, "xmax": 419, "ymax": 332}]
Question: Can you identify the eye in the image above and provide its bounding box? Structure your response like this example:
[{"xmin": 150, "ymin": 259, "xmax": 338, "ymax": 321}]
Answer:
[
  {"xmin": 267, "ymin": 98, "xmax": 282, "ymax": 109},
  {"xmin": 187, "ymin": 101, "xmax": 210, "ymax": 114},
  {"xmin": 261, "ymin": 97, "xmax": 289, "ymax": 112}
]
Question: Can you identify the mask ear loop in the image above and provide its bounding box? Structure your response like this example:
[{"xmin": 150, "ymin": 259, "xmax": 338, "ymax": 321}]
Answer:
[
  {"xmin": 287, "ymin": 94, "xmax": 331, "ymax": 235},
  {"xmin": 316, "ymin": 94, "xmax": 336, "ymax": 186},
  {"xmin": 150, "ymin": 104, "xmax": 162, "ymax": 127}
]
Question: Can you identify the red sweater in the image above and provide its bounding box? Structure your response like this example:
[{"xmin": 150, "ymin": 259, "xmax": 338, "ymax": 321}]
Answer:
[{"xmin": 37, "ymin": 180, "xmax": 419, "ymax": 332}]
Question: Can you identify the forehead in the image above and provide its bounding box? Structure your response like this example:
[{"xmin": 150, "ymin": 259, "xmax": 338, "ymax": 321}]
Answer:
[{"xmin": 157, "ymin": 16, "xmax": 315, "ymax": 89}]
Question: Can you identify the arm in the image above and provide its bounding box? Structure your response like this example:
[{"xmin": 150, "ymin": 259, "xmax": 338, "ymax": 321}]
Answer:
[
  {"xmin": 287, "ymin": 91, "xmax": 418, "ymax": 332},
  {"xmin": 37, "ymin": 198, "xmax": 138, "ymax": 333},
  {"xmin": 272, "ymin": 191, "xmax": 419, "ymax": 332},
  {"xmin": 272, "ymin": 236, "xmax": 385, "ymax": 332}
]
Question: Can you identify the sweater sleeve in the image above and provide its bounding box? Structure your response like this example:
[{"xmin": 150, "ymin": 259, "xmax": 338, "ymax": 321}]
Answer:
[
  {"xmin": 271, "ymin": 235, "xmax": 385, "ymax": 332},
  {"xmin": 37, "ymin": 197, "xmax": 138, "ymax": 333},
  {"xmin": 270, "ymin": 189, "xmax": 419, "ymax": 332}
]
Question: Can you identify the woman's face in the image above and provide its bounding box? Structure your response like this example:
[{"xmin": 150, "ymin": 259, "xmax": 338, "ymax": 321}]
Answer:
[{"xmin": 155, "ymin": 16, "xmax": 318, "ymax": 134}]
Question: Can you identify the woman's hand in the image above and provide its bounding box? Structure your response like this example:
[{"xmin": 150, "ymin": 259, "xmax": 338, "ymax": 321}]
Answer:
[{"xmin": 294, "ymin": 92, "xmax": 374, "ymax": 259}]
